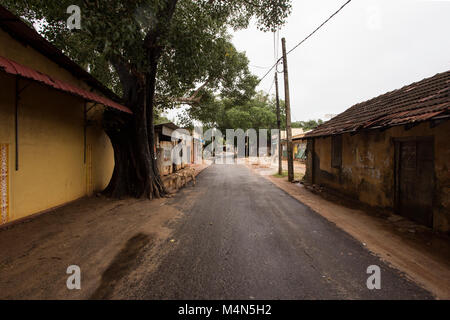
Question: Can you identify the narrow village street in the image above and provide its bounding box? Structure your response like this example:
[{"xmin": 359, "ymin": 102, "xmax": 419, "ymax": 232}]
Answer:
[
  {"xmin": 1, "ymin": 164, "xmax": 444, "ymax": 300},
  {"xmin": 0, "ymin": 0, "xmax": 449, "ymax": 308},
  {"xmin": 129, "ymin": 165, "xmax": 433, "ymax": 300}
]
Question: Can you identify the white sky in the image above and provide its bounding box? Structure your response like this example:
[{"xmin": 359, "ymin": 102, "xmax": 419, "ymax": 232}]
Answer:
[
  {"xmin": 166, "ymin": 0, "xmax": 450, "ymax": 123},
  {"xmin": 233, "ymin": 0, "xmax": 450, "ymax": 122}
]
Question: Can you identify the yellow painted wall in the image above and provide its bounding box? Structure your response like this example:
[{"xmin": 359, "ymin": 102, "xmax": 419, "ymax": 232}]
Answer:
[
  {"xmin": 0, "ymin": 29, "xmax": 91, "ymax": 91},
  {"xmin": 0, "ymin": 30, "xmax": 114, "ymax": 224},
  {"xmin": 87, "ymin": 109, "xmax": 115, "ymax": 193},
  {"xmin": 306, "ymin": 121, "xmax": 450, "ymax": 232}
]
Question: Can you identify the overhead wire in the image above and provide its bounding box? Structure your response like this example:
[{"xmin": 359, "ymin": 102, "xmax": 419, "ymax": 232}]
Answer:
[{"xmin": 258, "ymin": 0, "xmax": 352, "ymax": 85}]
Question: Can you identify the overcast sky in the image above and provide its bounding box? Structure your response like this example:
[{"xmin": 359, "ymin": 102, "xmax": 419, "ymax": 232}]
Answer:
[
  {"xmin": 232, "ymin": 0, "xmax": 450, "ymax": 122},
  {"xmin": 166, "ymin": 0, "xmax": 450, "ymax": 123}
]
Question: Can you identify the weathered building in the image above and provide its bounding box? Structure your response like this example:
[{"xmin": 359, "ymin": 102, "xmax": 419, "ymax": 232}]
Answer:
[
  {"xmin": 281, "ymin": 133, "xmax": 308, "ymax": 161},
  {"xmin": 0, "ymin": 6, "xmax": 131, "ymax": 226},
  {"xmin": 155, "ymin": 123, "xmax": 202, "ymax": 176},
  {"xmin": 304, "ymin": 71, "xmax": 450, "ymax": 232},
  {"xmin": 191, "ymin": 128, "xmax": 204, "ymax": 165},
  {"xmin": 155, "ymin": 122, "xmax": 181, "ymax": 175}
]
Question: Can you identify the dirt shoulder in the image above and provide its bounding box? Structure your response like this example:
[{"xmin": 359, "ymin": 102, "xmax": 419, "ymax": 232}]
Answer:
[
  {"xmin": 249, "ymin": 165, "xmax": 450, "ymax": 300},
  {"xmin": 0, "ymin": 164, "xmax": 209, "ymax": 299}
]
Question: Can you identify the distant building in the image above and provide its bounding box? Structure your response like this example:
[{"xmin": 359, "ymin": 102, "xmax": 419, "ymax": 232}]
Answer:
[
  {"xmin": 324, "ymin": 114, "xmax": 337, "ymax": 120},
  {"xmin": 155, "ymin": 123, "xmax": 202, "ymax": 176},
  {"xmin": 155, "ymin": 122, "xmax": 180, "ymax": 176},
  {"xmin": 0, "ymin": 6, "xmax": 131, "ymax": 226},
  {"xmin": 304, "ymin": 71, "xmax": 450, "ymax": 233},
  {"xmin": 280, "ymin": 128, "xmax": 304, "ymax": 140},
  {"xmin": 281, "ymin": 132, "xmax": 309, "ymax": 162}
]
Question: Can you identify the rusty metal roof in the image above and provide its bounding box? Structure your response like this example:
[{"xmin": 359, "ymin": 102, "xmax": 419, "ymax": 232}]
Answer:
[
  {"xmin": 0, "ymin": 5, "xmax": 122, "ymax": 103},
  {"xmin": 305, "ymin": 70, "xmax": 450, "ymax": 138},
  {"xmin": 0, "ymin": 55, "xmax": 132, "ymax": 114}
]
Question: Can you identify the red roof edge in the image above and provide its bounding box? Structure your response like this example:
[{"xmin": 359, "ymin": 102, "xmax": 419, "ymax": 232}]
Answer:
[{"xmin": 0, "ymin": 55, "xmax": 132, "ymax": 114}]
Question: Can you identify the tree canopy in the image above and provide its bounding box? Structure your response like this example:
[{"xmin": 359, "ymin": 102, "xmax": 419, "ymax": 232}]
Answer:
[
  {"xmin": 179, "ymin": 91, "xmax": 286, "ymax": 132},
  {"xmin": 1, "ymin": 0, "xmax": 291, "ymax": 105}
]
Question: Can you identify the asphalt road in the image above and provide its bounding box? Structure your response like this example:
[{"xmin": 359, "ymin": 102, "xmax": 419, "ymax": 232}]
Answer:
[{"xmin": 138, "ymin": 164, "xmax": 432, "ymax": 299}]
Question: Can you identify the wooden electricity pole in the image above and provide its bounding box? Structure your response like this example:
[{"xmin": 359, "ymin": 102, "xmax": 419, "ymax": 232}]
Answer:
[
  {"xmin": 274, "ymin": 72, "xmax": 282, "ymax": 176},
  {"xmin": 281, "ymin": 37, "xmax": 294, "ymax": 182}
]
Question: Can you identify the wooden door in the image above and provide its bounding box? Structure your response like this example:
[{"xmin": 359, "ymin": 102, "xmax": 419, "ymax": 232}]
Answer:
[{"xmin": 395, "ymin": 138, "xmax": 434, "ymax": 227}]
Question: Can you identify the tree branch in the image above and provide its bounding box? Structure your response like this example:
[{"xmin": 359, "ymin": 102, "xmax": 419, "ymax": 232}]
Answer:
[{"xmin": 171, "ymin": 78, "xmax": 211, "ymax": 104}]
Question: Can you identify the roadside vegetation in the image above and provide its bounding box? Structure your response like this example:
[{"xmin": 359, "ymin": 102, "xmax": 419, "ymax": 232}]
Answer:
[{"xmin": 273, "ymin": 170, "xmax": 304, "ymax": 180}]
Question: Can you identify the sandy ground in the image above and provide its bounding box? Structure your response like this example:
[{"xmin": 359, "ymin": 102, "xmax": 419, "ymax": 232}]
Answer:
[
  {"xmin": 0, "ymin": 161, "xmax": 448, "ymax": 300},
  {"xmin": 249, "ymin": 164, "xmax": 450, "ymax": 299},
  {"xmin": 0, "ymin": 164, "xmax": 208, "ymax": 299}
]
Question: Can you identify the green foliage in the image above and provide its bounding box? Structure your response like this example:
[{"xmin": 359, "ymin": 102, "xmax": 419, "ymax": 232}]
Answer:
[
  {"xmin": 273, "ymin": 170, "xmax": 304, "ymax": 180},
  {"xmin": 154, "ymin": 109, "xmax": 171, "ymax": 125},
  {"xmin": 180, "ymin": 91, "xmax": 286, "ymax": 132},
  {"xmin": 291, "ymin": 119, "xmax": 324, "ymax": 131},
  {"xmin": 0, "ymin": 0, "xmax": 291, "ymax": 105}
]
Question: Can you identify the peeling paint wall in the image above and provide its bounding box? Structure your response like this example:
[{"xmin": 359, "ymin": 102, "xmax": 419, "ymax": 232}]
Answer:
[
  {"xmin": 281, "ymin": 139, "xmax": 307, "ymax": 161},
  {"xmin": 305, "ymin": 120, "xmax": 450, "ymax": 232}
]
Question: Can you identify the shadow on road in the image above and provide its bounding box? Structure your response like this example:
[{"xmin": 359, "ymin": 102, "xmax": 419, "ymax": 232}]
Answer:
[{"xmin": 90, "ymin": 233, "xmax": 153, "ymax": 299}]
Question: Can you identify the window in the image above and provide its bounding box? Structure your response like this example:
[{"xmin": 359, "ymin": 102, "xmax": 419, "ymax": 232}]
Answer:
[{"xmin": 331, "ymin": 135, "xmax": 342, "ymax": 168}]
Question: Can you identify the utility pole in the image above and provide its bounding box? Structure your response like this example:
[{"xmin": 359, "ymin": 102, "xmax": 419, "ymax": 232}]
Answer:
[
  {"xmin": 274, "ymin": 72, "xmax": 282, "ymax": 176},
  {"xmin": 281, "ymin": 37, "xmax": 294, "ymax": 182}
]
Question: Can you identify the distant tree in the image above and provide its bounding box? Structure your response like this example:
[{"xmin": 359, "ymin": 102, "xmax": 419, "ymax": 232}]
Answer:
[
  {"xmin": 291, "ymin": 119, "xmax": 324, "ymax": 131},
  {"xmin": 154, "ymin": 112, "xmax": 171, "ymax": 125},
  {"xmin": 180, "ymin": 91, "xmax": 286, "ymax": 132}
]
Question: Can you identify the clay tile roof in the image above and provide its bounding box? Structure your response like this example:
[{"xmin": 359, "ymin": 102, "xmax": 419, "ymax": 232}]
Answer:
[{"xmin": 305, "ymin": 70, "xmax": 450, "ymax": 138}]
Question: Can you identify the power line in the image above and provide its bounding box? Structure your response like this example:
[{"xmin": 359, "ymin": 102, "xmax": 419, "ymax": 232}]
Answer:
[
  {"xmin": 258, "ymin": 58, "xmax": 282, "ymax": 86},
  {"xmin": 286, "ymin": 0, "xmax": 351, "ymax": 55},
  {"xmin": 259, "ymin": 0, "xmax": 352, "ymax": 85}
]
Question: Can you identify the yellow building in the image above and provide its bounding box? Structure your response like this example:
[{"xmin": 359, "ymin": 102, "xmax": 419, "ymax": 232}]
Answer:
[
  {"xmin": 304, "ymin": 71, "xmax": 450, "ymax": 233},
  {"xmin": 0, "ymin": 6, "xmax": 131, "ymax": 226}
]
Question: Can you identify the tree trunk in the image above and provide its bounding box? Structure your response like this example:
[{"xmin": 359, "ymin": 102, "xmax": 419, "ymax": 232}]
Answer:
[
  {"xmin": 103, "ymin": 0, "xmax": 178, "ymax": 199},
  {"xmin": 103, "ymin": 74, "xmax": 165, "ymax": 199}
]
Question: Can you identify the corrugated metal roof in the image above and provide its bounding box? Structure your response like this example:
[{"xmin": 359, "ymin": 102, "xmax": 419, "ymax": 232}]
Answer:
[
  {"xmin": 0, "ymin": 5, "xmax": 122, "ymax": 103},
  {"xmin": 305, "ymin": 71, "xmax": 450, "ymax": 138},
  {"xmin": 0, "ymin": 55, "xmax": 132, "ymax": 114}
]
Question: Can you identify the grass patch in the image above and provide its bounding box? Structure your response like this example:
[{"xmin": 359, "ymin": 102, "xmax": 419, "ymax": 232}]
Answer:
[{"xmin": 272, "ymin": 170, "xmax": 304, "ymax": 180}]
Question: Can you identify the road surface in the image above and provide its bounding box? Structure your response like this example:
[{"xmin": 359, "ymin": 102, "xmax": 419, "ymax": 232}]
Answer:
[{"xmin": 133, "ymin": 164, "xmax": 432, "ymax": 299}]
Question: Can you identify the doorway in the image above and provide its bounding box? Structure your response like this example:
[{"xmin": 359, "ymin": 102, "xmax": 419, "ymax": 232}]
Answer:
[{"xmin": 394, "ymin": 137, "xmax": 434, "ymax": 227}]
